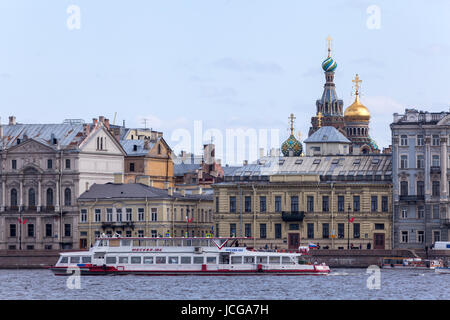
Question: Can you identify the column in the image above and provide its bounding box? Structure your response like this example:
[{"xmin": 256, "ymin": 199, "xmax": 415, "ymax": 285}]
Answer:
[
  {"xmin": 19, "ymin": 180, "xmax": 23, "ymax": 209},
  {"xmin": 37, "ymin": 180, "xmax": 41, "ymax": 212},
  {"xmin": 55, "ymin": 180, "xmax": 60, "ymax": 212},
  {"xmin": 425, "ymin": 136, "xmax": 431, "ymax": 197},
  {"xmin": 440, "ymin": 137, "xmax": 447, "ymax": 199},
  {"xmin": 1, "ymin": 180, "xmax": 5, "ymax": 212}
]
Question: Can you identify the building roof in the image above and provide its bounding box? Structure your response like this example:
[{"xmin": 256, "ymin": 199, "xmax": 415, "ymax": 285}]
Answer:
[
  {"xmin": 79, "ymin": 183, "xmax": 213, "ymax": 201},
  {"xmin": 120, "ymin": 139, "xmax": 155, "ymax": 156},
  {"xmin": 216, "ymin": 154, "xmax": 392, "ymax": 184},
  {"xmin": 174, "ymin": 163, "xmax": 201, "ymax": 176},
  {"xmin": 304, "ymin": 126, "xmax": 351, "ymax": 144}
]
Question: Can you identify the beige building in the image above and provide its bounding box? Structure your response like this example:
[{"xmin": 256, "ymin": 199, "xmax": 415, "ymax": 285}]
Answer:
[
  {"xmin": 0, "ymin": 116, "xmax": 126, "ymax": 250},
  {"xmin": 212, "ymin": 155, "xmax": 393, "ymax": 250},
  {"xmin": 77, "ymin": 183, "xmax": 213, "ymax": 248}
]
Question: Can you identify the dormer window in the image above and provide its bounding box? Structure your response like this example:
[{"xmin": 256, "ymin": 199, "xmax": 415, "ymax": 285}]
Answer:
[{"xmin": 133, "ymin": 145, "xmax": 138, "ymax": 152}]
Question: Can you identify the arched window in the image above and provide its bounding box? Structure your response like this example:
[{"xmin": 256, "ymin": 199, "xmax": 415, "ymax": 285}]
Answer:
[
  {"xmin": 46, "ymin": 188, "xmax": 54, "ymax": 207},
  {"xmin": 28, "ymin": 188, "xmax": 36, "ymax": 207},
  {"xmin": 64, "ymin": 188, "xmax": 71, "ymax": 206},
  {"xmin": 10, "ymin": 189, "xmax": 17, "ymax": 207},
  {"xmin": 357, "ymin": 128, "xmax": 361, "ymax": 135}
]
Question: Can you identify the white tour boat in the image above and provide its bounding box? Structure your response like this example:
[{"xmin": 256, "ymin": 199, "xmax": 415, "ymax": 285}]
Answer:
[{"xmin": 49, "ymin": 236, "xmax": 330, "ymax": 276}]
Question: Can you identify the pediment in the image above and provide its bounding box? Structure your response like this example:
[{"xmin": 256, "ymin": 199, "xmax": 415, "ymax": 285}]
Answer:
[
  {"xmin": 8, "ymin": 139, "xmax": 55, "ymax": 153},
  {"xmin": 437, "ymin": 114, "xmax": 450, "ymax": 126}
]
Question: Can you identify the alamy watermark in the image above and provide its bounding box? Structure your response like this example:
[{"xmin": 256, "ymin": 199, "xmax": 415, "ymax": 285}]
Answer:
[
  {"xmin": 66, "ymin": 266, "xmax": 81, "ymax": 289},
  {"xmin": 366, "ymin": 265, "xmax": 381, "ymax": 290},
  {"xmin": 366, "ymin": 5, "xmax": 381, "ymax": 30},
  {"xmin": 67, "ymin": 5, "xmax": 81, "ymax": 30}
]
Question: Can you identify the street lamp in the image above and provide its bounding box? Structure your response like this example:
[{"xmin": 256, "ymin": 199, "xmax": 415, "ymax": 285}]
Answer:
[{"xmin": 347, "ymin": 204, "xmax": 351, "ymax": 250}]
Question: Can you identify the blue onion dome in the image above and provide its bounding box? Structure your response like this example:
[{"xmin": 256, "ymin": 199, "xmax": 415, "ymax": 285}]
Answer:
[
  {"xmin": 281, "ymin": 134, "xmax": 303, "ymax": 157},
  {"xmin": 369, "ymin": 137, "xmax": 379, "ymax": 150},
  {"xmin": 322, "ymin": 56, "xmax": 337, "ymax": 72}
]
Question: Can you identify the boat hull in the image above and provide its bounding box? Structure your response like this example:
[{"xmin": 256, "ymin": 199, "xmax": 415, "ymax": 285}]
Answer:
[{"xmin": 435, "ymin": 267, "xmax": 450, "ymax": 274}]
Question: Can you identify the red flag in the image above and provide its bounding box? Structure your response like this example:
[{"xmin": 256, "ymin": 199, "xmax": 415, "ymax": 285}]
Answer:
[
  {"xmin": 23, "ymin": 218, "xmax": 27, "ymax": 224},
  {"xmin": 189, "ymin": 217, "xmax": 193, "ymax": 223},
  {"xmin": 349, "ymin": 217, "xmax": 355, "ymax": 223},
  {"xmin": 18, "ymin": 217, "xmax": 21, "ymax": 224}
]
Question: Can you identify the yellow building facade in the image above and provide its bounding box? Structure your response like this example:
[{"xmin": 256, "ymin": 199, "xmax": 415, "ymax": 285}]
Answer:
[
  {"xmin": 212, "ymin": 155, "xmax": 393, "ymax": 250},
  {"xmin": 77, "ymin": 183, "xmax": 213, "ymax": 248}
]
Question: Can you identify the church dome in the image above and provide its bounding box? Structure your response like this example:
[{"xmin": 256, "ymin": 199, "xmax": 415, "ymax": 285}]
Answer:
[
  {"xmin": 322, "ymin": 56, "xmax": 337, "ymax": 72},
  {"xmin": 281, "ymin": 134, "xmax": 303, "ymax": 157},
  {"xmin": 344, "ymin": 95, "xmax": 370, "ymax": 121}
]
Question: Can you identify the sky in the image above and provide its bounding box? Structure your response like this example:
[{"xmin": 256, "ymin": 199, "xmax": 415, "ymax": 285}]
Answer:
[{"xmin": 1, "ymin": 0, "xmax": 450, "ymax": 165}]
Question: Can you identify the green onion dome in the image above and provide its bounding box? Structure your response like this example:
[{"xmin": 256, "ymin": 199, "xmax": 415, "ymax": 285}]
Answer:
[
  {"xmin": 322, "ymin": 56, "xmax": 337, "ymax": 72},
  {"xmin": 281, "ymin": 135, "xmax": 303, "ymax": 157}
]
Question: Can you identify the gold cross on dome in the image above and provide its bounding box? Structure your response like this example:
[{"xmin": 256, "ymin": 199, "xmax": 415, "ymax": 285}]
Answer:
[
  {"xmin": 289, "ymin": 113, "xmax": 296, "ymax": 135},
  {"xmin": 326, "ymin": 35, "xmax": 332, "ymax": 57},
  {"xmin": 317, "ymin": 111, "xmax": 323, "ymax": 128},
  {"xmin": 352, "ymin": 74, "xmax": 362, "ymax": 95}
]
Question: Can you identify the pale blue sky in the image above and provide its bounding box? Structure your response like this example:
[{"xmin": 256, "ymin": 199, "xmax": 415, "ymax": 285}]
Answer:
[{"xmin": 1, "ymin": 1, "xmax": 450, "ymax": 164}]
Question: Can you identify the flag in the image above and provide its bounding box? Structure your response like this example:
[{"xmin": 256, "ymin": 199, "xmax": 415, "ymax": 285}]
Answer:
[
  {"xmin": 308, "ymin": 243, "xmax": 317, "ymax": 249},
  {"xmin": 349, "ymin": 217, "xmax": 355, "ymax": 223}
]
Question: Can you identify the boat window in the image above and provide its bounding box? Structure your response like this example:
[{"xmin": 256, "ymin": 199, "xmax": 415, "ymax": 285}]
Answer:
[
  {"xmin": 164, "ymin": 239, "xmax": 174, "ymax": 247},
  {"xmin": 282, "ymin": 256, "xmax": 294, "ymax": 264},
  {"xmin": 219, "ymin": 254, "xmax": 230, "ymax": 264},
  {"xmin": 173, "ymin": 239, "xmax": 183, "ymax": 246},
  {"xmin": 184, "ymin": 240, "xmax": 192, "ymax": 247},
  {"xmin": 82, "ymin": 256, "xmax": 92, "ymax": 263},
  {"xmin": 143, "ymin": 256, "xmax": 154, "ymax": 264},
  {"xmin": 118, "ymin": 257, "xmax": 129, "ymax": 264},
  {"xmin": 156, "ymin": 257, "xmax": 166, "ymax": 264},
  {"xmin": 244, "ymin": 256, "xmax": 255, "ymax": 264},
  {"xmin": 121, "ymin": 239, "xmax": 131, "ymax": 247},
  {"xmin": 191, "ymin": 239, "xmax": 201, "ymax": 246},
  {"xmin": 109, "ymin": 239, "xmax": 120, "ymax": 247},
  {"xmin": 206, "ymin": 257, "xmax": 217, "ymax": 264},
  {"xmin": 133, "ymin": 240, "xmax": 145, "ymax": 247},
  {"xmin": 146, "ymin": 239, "xmax": 157, "ymax": 247},
  {"xmin": 193, "ymin": 257, "xmax": 204, "ymax": 264},
  {"xmin": 69, "ymin": 256, "xmax": 80, "ymax": 264},
  {"xmin": 231, "ymin": 256, "xmax": 242, "ymax": 264},
  {"xmin": 256, "ymin": 256, "xmax": 268, "ymax": 264},
  {"xmin": 106, "ymin": 256, "xmax": 117, "ymax": 264},
  {"xmin": 269, "ymin": 256, "xmax": 280, "ymax": 264},
  {"xmin": 168, "ymin": 257, "xmax": 179, "ymax": 264},
  {"xmin": 181, "ymin": 257, "xmax": 192, "ymax": 264},
  {"xmin": 59, "ymin": 256, "xmax": 68, "ymax": 264},
  {"xmin": 131, "ymin": 257, "xmax": 142, "ymax": 264},
  {"xmin": 200, "ymin": 239, "xmax": 209, "ymax": 246}
]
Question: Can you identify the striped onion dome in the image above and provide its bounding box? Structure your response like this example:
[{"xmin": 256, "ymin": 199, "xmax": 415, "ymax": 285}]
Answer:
[
  {"xmin": 281, "ymin": 135, "xmax": 303, "ymax": 157},
  {"xmin": 322, "ymin": 56, "xmax": 337, "ymax": 72}
]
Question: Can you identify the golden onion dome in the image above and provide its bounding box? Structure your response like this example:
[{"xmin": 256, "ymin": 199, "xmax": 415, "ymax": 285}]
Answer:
[{"xmin": 344, "ymin": 94, "xmax": 370, "ymax": 121}]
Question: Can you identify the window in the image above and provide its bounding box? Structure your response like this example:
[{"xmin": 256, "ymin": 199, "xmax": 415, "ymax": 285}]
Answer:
[
  {"xmin": 64, "ymin": 224, "xmax": 71, "ymax": 237},
  {"xmin": 10, "ymin": 189, "xmax": 17, "ymax": 207},
  {"xmin": 244, "ymin": 196, "xmax": 252, "ymax": 212},
  {"xmin": 10, "ymin": 224, "xmax": 16, "ymax": 237},
  {"xmin": 375, "ymin": 224, "xmax": 384, "ymax": 230},
  {"xmin": 432, "ymin": 155, "xmax": 440, "ymax": 167},
  {"xmin": 417, "ymin": 206, "xmax": 425, "ymax": 219},
  {"xmin": 322, "ymin": 223, "xmax": 329, "ymax": 239},
  {"xmin": 168, "ymin": 257, "xmax": 179, "ymax": 264},
  {"xmin": 338, "ymin": 223, "xmax": 345, "ymax": 239},
  {"xmin": 353, "ymin": 196, "xmax": 360, "ymax": 212},
  {"xmin": 432, "ymin": 205, "xmax": 440, "ymax": 219},
  {"xmin": 106, "ymin": 208, "xmax": 113, "ymax": 222},
  {"xmin": 138, "ymin": 208, "xmax": 144, "ymax": 221},
  {"xmin": 230, "ymin": 224, "xmax": 236, "ymax": 237},
  {"xmin": 126, "ymin": 208, "xmax": 132, "ymax": 222},
  {"xmin": 64, "ymin": 188, "xmax": 71, "ymax": 206},
  {"xmin": 382, "ymin": 196, "xmax": 388, "ymax": 212},
  {"xmin": 274, "ymin": 224, "xmax": 281, "ymax": 239},
  {"xmin": 180, "ymin": 257, "xmax": 191, "ymax": 264},
  {"xmin": 416, "ymin": 135, "xmax": 424, "ymax": 146},
  {"xmin": 432, "ymin": 135, "xmax": 440, "ymax": 146},
  {"xmin": 400, "ymin": 181, "xmax": 408, "ymax": 196},
  {"xmin": 307, "ymin": 196, "xmax": 314, "ymax": 212},
  {"xmin": 353, "ymin": 223, "xmax": 360, "ymax": 239},
  {"xmin": 289, "ymin": 224, "xmax": 299, "ymax": 230},
  {"xmin": 45, "ymin": 224, "xmax": 52, "ymax": 237},
  {"xmin": 291, "ymin": 196, "xmax": 299, "ymax": 212},
  {"xmin": 401, "ymin": 231, "xmax": 409, "ymax": 243},
  {"xmin": 129, "ymin": 163, "xmax": 135, "ymax": 172},
  {"xmin": 433, "ymin": 230, "xmax": 441, "ymax": 243},
  {"xmin": 193, "ymin": 257, "xmax": 203, "ymax": 264},
  {"xmin": 400, "ymin": 155, "xmax": 408, "ymax": 169},
  {"xmin": 401, "ymin": 208, "xmax": 408, "ymax": 219},
  {"xmin": 118, "ymin": 257, "xmax": 129, "ymax": 264},
  {"xmin": 322, "ymin": 196, "xmax": 329, "ymax": 212},
  {"xmin": 116, "ymin": 208, "xmax": 122, "ymax": 222},
  {"xmin": 275, "ymin": 196, "xmax": 282, "ymax": 212},
  {"xmin": 417, "ymin": 231, "xmax": 425, "ymax": 243},
  {"xmin": 28, "ymin": 188, "xmax": 36, "ymax": 207},
  {"xmin": 416, "ymin": 155, "xmax": 424, "ymax": 169},
  {"xmin": 400, "ymin": 135, "xmax": 408, "ymax": 146},
  {"xmin": 28, "ymin": 224, "xmax": 34, "ymax": 237},
  {"xmin": 432, "ymin": 181, "xmax": 440, "ymax": 196},
  {"xmin": 46, "ymin": 188, "xmax": 54, "ymax": 207},
  {"xmin": 259, "ymin": 196, "xmax": 266, "ymax": 212},
  {"xmin": 307, "ymin": 223, "xmax": 314, "ymax": 239},
  {"xmin": 65, "ymin": 159, "xmax": 71, "ymax": 169},
  {"xmin": 47, "ymin": 159, "xmax": 53, "ymax": 169},
  {"xmin": 229, "ymin": 196, "xmax": 236, "ymax": 213},
  {"xmin": 245, "ymin": 224, "xmax": 251, "ymax": 237},
  {"xmin": 95, "ymin": 209, "xmax": 101, "ymax": 222},
  {"xmin": 371, "ymin": 196, "xmax": 378, "ymax": 212},
  {"xmin": 413, "ymin": 181, "xmax": 424, "ymax": 197},
  {"xmin": 337, "ymin": 196, "xmax": 345, "ymax": 212},
  {"xmin": 80, "ymin": 209, "xmax": 87, "ymax": 223},
  {"xmin": 260, "ymin": 224, "xmax": 267, "ymax": 239},
  {"xmin": 151, "ymin": 208, "xmax": 157, "ymax": 221},
  {"xmin": 131, "ymin": 257, "xmax": 142, "ymax": 264}
]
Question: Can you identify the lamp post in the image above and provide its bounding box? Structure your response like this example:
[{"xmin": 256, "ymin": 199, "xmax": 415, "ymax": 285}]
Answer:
[{"xmin": 347, "ymin": 204, "xmax": 351, "ymax": 250}]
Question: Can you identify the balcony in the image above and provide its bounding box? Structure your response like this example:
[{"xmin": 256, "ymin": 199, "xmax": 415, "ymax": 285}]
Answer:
[
  {"xmin": 441, "ymin": 219, "xmax": 450, "ymax": 226},
  {"xmin": 399, "ymin": 195, "xmax": 425, "ymax": 202},
  {"xmin": 281, "ymin": 211, "xmax": 305, "ymax": 222},
  {"xmin": 102, "ymin": 221, "xmax": 135, "ymax": 229},
  {"xmin": 430, "ymin": 166, "xmax": 441, "ymax": 174}
]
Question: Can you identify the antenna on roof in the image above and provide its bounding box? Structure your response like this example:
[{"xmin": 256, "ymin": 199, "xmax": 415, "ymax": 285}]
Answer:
[{"xmin": 113, "ymin": 112, "xmax": 117, "ymax": 126}]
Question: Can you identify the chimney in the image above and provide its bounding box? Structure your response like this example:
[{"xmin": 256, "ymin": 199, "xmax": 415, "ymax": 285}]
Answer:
[
  {"xmin": 83, "ymin": 124, "xmax": 90, "ymax": 136},
  {"xmin": 99, "ymin": 116, "xmax": 105, "ymax": 124},
  {"xmin": 243, "ymin": 160, "xmax": 248, "ymax": 166},
  {"xmin": 168, "ymin": 187, "xmax": 173, "ymax": 196},
  {"xmin": 259, "ymin": 148, "xmax": 264, "ymax": 159},
  {"xmin": 144, "ymin": 139, "xmax": 150, "ymax": 150},
  {"xmin": 105, "ymin": 118, "xmax": 110, "ymax": 129},
  {"xmin": 93, "ymin": 118, "xmax": 98, "ymax": 126},
  {"xmin": 136, "ymin": 176, "xmax": 152, "ymax": 187},
  {"xmin": 9, "ymin": 116, "xmax": 16, "ymax": 125},
  {"xmin": 114, "ymin": 173, "xmax": 123, "ymax": 184}
]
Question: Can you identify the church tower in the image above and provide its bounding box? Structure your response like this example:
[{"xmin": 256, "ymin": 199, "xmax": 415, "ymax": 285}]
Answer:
[{"xmin": 309, "ymin": 36, "xmax": 345, "ymax": 137}]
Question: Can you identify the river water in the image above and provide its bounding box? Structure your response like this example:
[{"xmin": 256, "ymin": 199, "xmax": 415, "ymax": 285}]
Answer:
[{"xmin": 0, "ymin": 268, "xmax": 448, "ymax": 300}]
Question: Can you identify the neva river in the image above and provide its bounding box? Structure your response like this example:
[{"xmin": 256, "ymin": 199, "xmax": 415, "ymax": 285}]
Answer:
[{"xmin": 0, "ymin": 268, "xmax": 448, "ymax": 300}]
